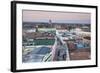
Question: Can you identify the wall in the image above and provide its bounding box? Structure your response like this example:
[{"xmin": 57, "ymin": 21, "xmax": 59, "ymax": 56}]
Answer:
[{"xmin": 0, "ymin": 0, "xmax": 99, "ymax": 73}]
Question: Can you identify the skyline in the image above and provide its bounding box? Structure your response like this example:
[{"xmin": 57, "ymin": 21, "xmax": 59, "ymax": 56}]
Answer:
[{"xmin": 23, "ymin": 10, "xmax": 91, "ymax": 24}]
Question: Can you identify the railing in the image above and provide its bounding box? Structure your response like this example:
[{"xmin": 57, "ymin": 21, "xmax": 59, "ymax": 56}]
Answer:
[
  {"xmin": 56, "ymin": 35, "xmax": 70, "ymax": 60},
  {"xmin": 52, "ymin": 34, "xmax": 70, "ymax": 61}
]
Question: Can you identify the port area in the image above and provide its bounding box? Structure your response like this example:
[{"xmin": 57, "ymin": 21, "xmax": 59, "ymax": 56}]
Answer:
[
  {"xmin": 22, "ymin": 28, "xmax": 91, "ymax": 62},
  {"xmin": 22, "ymin": 20, "xmax": 91, "ymax": 62}
]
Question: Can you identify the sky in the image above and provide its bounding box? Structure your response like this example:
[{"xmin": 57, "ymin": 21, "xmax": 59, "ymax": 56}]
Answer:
[{"xmin": 23, "ymin": 10, "xmax": 91, "ymax": 24}]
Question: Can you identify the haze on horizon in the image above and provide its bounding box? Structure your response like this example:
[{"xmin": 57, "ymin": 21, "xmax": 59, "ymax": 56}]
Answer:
[{"xmin": 23, "ymin": 10, "xmax": 91, "ymax": 24}]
